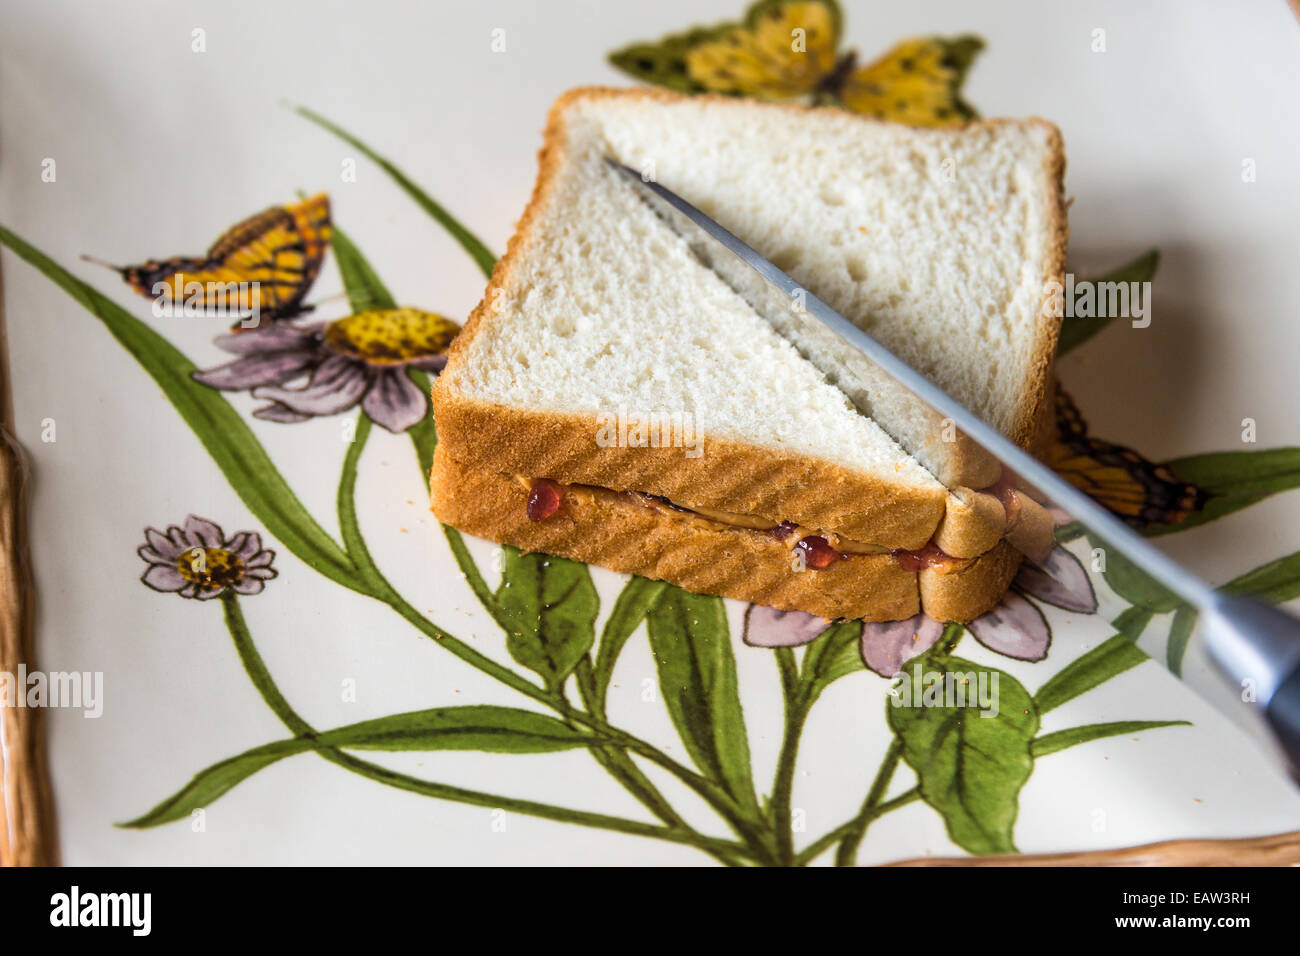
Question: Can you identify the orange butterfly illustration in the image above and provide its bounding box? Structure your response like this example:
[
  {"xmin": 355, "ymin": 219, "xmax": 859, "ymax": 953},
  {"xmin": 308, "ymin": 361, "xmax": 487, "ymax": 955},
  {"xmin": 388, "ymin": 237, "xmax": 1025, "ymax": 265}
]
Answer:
[
  {"xmin": 87, "ymin": 194, "xmax": 330, "ymax": 327},
  {"xmin": 1049, "ymin": 388, "xmax": 1211, "ymax": 531}
]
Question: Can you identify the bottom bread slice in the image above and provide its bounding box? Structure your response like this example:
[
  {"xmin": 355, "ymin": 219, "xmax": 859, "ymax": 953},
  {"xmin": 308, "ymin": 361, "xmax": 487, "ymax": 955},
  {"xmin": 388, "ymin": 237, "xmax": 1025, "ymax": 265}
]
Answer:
[{"xmin": 430, "ymin": 445, "xmax": 1021, "ymax": 622}]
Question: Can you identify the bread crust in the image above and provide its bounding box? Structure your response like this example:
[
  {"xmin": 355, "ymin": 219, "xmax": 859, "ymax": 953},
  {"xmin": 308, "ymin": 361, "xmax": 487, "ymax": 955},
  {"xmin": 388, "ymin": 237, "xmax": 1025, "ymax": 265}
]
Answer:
[
  {"xmin": 918, "ymin": 540, "xmax": 1021, "ymax": 623},
  {"xmin": 435, "ymin": 393, "xmax": 945, "ymax": 549},
  {"xmin": 934, "ymin": 487, "xmax": 1007, "ymax": 558},
  {"xmin": 431, "ymin": 445, "xmax": 1021, "ymax": 623},
  {"xmin": 1015, "ymin": 121, "xmax": 1069, "ymax": 453}
]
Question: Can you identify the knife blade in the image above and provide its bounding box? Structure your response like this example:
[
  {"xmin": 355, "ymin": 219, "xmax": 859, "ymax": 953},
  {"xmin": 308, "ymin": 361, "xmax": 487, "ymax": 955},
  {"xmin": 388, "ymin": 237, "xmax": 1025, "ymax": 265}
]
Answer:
[{"xmin": 607, "ymin": 157, "xmax": 1300, "ymax": 779}]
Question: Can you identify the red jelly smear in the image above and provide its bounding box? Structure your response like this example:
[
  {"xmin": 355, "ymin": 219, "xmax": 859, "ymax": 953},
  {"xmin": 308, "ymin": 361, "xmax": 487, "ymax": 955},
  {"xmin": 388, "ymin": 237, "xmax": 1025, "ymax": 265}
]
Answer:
[
  {"xmin": 985, "ymin": 469, "xmax": 1019, "ymax": 507},
  {"xmin": 891, "ymin": 543, "xmax": 953, "ymax": 573},
  {"xmin": 526, "ymin": 478, "xmax": 563, "ymax": 522},
  {"xmin": 795, "ymin": 535, "xmax": 842, "ymax": 570},
  {"xmin": 770, "ymin": 520, "xmax": 800, "ymax": 541}
]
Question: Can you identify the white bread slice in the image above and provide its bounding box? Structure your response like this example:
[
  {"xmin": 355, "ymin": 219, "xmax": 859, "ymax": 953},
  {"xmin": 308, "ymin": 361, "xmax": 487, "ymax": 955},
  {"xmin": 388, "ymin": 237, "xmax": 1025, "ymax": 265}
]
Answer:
[
  {"xmin": 432, "ymin": 88, "xmax": 1066, "ymax": 620},
  {"xmin": 589, "ymin": 90, "xmax": 1066, "ymax": 483}
]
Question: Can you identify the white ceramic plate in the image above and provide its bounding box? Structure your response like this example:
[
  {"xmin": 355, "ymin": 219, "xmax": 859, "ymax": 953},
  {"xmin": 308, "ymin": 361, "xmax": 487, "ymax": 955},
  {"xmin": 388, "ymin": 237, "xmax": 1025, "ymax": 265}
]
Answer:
[{"xmin": 2, "ymin": 0, "xmax": 1298, "ymax": 865}]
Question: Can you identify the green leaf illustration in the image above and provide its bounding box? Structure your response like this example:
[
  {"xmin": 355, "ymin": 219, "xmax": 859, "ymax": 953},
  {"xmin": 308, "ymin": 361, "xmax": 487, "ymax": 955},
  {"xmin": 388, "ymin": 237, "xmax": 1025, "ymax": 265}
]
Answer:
[
  {"xmin": 593, "ymin": 576, "xmax": 668, "ymax": 712},
  {"xmin": 0, "ymin": 226, "xmax": 357, "ymax": 590},
  {"xmin": 1143, "ymin": 549, "xmax": 1300, "ymax": 678},
  {"xmin": 332, "ymin": 225, "xmax": 398, "ymax": 311},
  {"xmin": 295, "ymin": 106, "xmax": 498, "ymax": 279},
  {"xmin": 799, "ymin": 619, "xmax": 865, "ymax": 696},
  {"xmin": 495, "ymin": 547, "xmax": 599, "ymax": 692},
  {"xmin": 1032, "ymin": 720, "xmax": 1191, "ymax": 758},
  {"xmin": 1111, "ymin": 605, "xmax": 1155, "ymax": 642},
  {"xmin": 1087, "ymin": 532, "xmax": 1180, "ymax": 613},
  {"xmin": 1055, "ymin": 249, "xmax": 1159, "ymax": 356},
  {"xmin": 122, "ymin": 707, "xmax": 597, "ymax": 829},
  {"xmin": 1033, "ymin": 634, "xmax": 1149, "ymax": 714},
  {"xmin": 646, "ymin": 587, "xmax": 758, "ymax": 811},
  {"xmin": 1221, "ymin": 549, "xmax": 1300, "ymax": 604},
  {"xmin": 120, "ymin": 740, "xmax": 309, "ymax": 828},
  {"xmin": 1144, "ymin": 448, "xmax": 1300, "ymax": 537},
  {"xmin": 1166, "ymin": 447, "xmax": 1300, "ymax": 498},
  {"xmin": 887, "ymin": 655, "xmax": 1037, "ymax": 854},
  {"xmin": 1165, "ymin": 605, "xmax": 1198, "ymax": 676},
  {"xmin": 315, "ymin": 705, "xmax": 597, "ymax": 752}
]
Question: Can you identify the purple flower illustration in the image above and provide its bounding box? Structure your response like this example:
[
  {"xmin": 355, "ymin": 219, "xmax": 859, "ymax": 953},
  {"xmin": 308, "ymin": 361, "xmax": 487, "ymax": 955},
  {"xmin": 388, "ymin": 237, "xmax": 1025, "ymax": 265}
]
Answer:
[
  {"xmin": 1013, "ymin": 545, "xmax": 1098, "ymax": 613},
  {"xmin": 859, "ymin": 614, "xmax": 948, "ymax": 677},
  {"xmin": 741, "ymin": 545, "xmax": 1098, "ymax": 677},
  {"xmin": 965, "ymin": 592, "xmax": 1052, "ymax": 661},
  {"xmin": 138, "ymin": 515, "xmax": 277, "ymax": 600},
  {"xmin": 192, "ymin": 307, "xmax": 459, "ymax": 433},
  {"xmin": 741, "ymin": 605, "xmax": 831, "ymax": 647}
]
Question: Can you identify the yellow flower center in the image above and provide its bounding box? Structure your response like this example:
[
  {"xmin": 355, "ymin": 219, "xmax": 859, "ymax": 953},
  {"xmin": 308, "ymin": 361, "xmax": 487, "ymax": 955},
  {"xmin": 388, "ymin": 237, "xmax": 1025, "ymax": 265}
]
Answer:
[
  {"xmin": 323, "ymin": 308, "xmax": 460, "ymax": 366},
  {"xmin": 176, "ymin": 547, "xmax": 245, "ymax": 589}
]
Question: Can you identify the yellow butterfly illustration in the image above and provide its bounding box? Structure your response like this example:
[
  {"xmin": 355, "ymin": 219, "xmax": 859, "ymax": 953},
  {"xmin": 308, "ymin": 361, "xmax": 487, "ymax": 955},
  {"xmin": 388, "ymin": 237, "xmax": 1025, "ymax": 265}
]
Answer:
[
  {"xmin": 87, "ymin": 193, "xmax": 331, "ymax": 326},
  {"xmin": 1050, "ymin": 388, "xmax": 1211, "ymax": 531},
  {"xmin": 609, "ymin": 0, "xmax": 983, "ymax": 127}
]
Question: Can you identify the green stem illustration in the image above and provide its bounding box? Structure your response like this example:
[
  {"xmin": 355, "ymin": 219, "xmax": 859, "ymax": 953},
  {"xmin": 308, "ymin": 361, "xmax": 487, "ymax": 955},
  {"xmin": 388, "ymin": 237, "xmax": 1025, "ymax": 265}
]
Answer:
[
  {"xmin": 294, "ymin": 105, "xmax": 498, "ymax": 279},
  {"xmin": 769, "ymin": 646, "xmax": 809, "ymax": 864},
  {"xmin": 833, "ymin": 739, "xmax": 906, "ymax": 866},
  {"xmin": 218, "ymin": 591, "xmax": 754, "ymax": 859},
  {"xmin": 796, "ymin": 788, "xmax": 923, "ymax": 866},
  {"xmin": 570, "ymin": 653, "xmax": 749, "ymax": 866}
]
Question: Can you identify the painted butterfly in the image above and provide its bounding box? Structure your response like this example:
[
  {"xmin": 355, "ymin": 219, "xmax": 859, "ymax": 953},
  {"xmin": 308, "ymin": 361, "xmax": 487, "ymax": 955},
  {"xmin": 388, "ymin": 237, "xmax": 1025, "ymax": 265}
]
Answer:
[
  {"xmin": 88, "ymin": 193, "xmax": 331, "ymax": 327},
  {"xmin": 1050, "ymin": 388, "xmax": 1212, "ymax": 530},
  {"xmin": 609, "ymin": 0, "xmax": 982, "ymax": 127}
]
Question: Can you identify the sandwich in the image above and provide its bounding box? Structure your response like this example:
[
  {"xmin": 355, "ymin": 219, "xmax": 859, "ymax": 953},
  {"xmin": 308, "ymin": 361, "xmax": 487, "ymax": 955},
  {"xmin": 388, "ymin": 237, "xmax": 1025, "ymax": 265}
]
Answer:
[{"xmin": 430, "ymin": 88, "xmax": 1067, "ymax": 622}]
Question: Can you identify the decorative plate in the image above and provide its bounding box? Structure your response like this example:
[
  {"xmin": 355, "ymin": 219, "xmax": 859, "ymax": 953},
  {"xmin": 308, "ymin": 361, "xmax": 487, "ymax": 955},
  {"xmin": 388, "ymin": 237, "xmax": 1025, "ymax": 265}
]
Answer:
[{"xmin": 2, "ymin": 0, "xmax": 1298, "ymax": 865}]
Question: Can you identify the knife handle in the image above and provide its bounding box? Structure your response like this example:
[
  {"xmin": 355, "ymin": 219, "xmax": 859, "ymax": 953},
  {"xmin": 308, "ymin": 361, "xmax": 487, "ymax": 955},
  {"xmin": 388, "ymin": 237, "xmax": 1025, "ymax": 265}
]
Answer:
[
  {"xmin": 1202, "ymin": 592, "xmax": 1300, "ymax": 777},
  {"xmin": 1269, "ymin": 667, "xmax": 1300, "ymax": 783}
]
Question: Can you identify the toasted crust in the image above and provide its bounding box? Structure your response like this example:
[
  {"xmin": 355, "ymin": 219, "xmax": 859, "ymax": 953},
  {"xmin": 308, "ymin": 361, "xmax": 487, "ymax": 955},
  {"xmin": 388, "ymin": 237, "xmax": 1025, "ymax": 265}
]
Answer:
[
  {"xmin": 1015, "ymin": 121, "xmax": 1069, "ymax": 453},
  {"xmin": 934, "ymin": 487, "xmax": 1007, "ymax": 559},
  {"xmin": 435, "ymin": 394, "xmax": 945, "ymax": 550},
  {"xmin": 918, "ymin": 541, "xmax": 1021, "ymax": 623},
  {"xmin": 431, "ymin": 445, "xmax": 1021, "ymax": 623}
]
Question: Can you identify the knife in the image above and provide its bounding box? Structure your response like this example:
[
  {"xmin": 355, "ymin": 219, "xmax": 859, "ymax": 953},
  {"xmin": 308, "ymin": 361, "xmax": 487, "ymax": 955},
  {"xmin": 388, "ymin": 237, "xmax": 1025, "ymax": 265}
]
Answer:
[{"xmin": 607, "ymin": 158, "xmax": 1300, "ymax": 779}]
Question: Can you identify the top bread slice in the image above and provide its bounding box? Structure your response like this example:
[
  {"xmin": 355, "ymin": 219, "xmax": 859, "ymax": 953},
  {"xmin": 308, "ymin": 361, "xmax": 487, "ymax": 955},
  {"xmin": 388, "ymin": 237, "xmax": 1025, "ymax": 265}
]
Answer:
[{"xmin": 434, "ymin": 88, "xmax": 1067, "ymax": 552}]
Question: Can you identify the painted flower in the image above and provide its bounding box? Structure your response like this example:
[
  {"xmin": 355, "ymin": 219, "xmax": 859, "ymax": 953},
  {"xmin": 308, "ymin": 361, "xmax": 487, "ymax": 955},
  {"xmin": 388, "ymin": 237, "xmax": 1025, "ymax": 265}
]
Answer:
[
  {"xmin": 192, "ymin": 307, "xmax": 459, "ymax": 433},
  {"xmin": 742, "ymin": 544, "xmax": 1098, "ymax": 677},
  {"xmin": 138, "ymin": 515, "xmax": 277, "ymax": 600}
]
